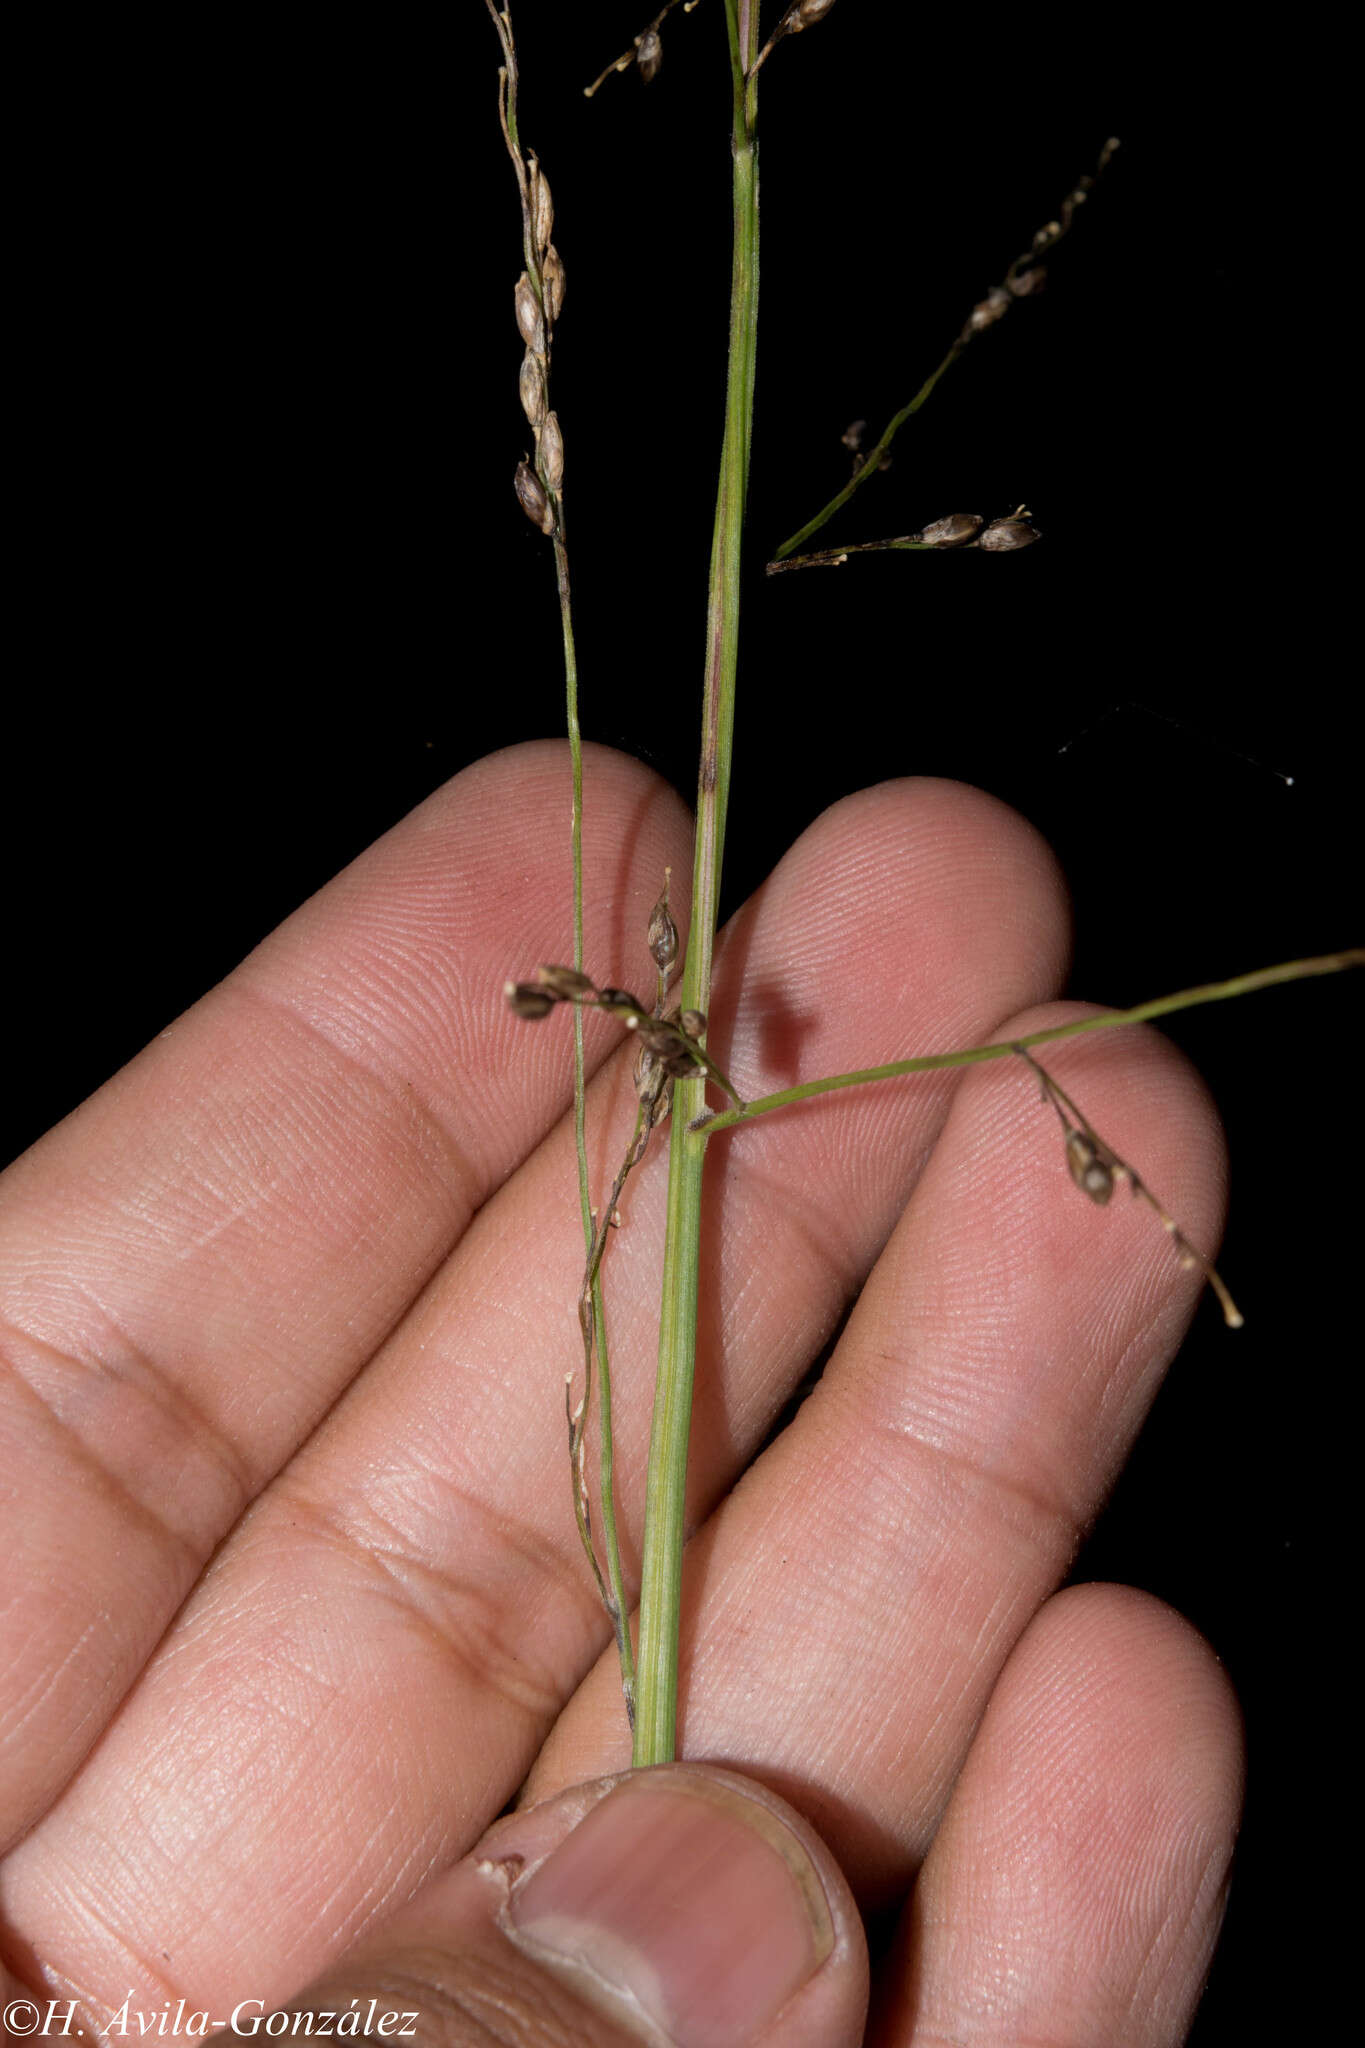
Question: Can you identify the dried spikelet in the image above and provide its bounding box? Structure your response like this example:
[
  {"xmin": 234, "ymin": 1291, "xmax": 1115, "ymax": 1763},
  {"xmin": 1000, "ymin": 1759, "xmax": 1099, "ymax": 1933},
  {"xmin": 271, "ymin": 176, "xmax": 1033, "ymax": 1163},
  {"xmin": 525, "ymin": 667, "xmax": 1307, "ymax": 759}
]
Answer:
[
  {"xmin": 535, "ymin": 963, "xmax": 595, "ymax": 999},
  {"xmin": 917, "ymin": 514, "xmax": 984, "ymax": 548},
  {"xmin": 519, "ymin": 348, "xmax": 547, "ymax": 426},
  {"xmin": 680, "ymin": 1009, "xmax": 707, "ymax": 1039},
  {"xmin": 595, "ymin": 986, "xmax": 643, "ymax": 1017},
  {"xmin": 539, "ymin": 410, "xmax": 565, "ymax": 492},
  {"xmin": 634, "ymin": 1038, "xmax": 666, "ymax": 1109},
  {"xmin": 541, "ymin": 246, "xmax": 566, "ymax": 324},
  {"xmin": 514, "ymin": 272, "xmax": 544, "ymax": 353},
  {"xmin": 660, "ymin": 1043, "xmax": 708, "ymax": 1080},
  {"xmin": 976, "ymin": 516, "xmax": 1040, "ymax": 551},
  {"xmin": 1008, "ymin": 265, "xmax": 1047, "ymax": 298},
  {"xmin": 514, "ymin": 458, "xmax": 555, "ymax": 535},
  {"xmin": 647, "ymin": 879, "xmax": 678, "ymax": 972},
  {"xmin": 633, "ymin": 1018, "xmax": 683, "ymax": 1057},
  {"xmin": 966, "ymin": 285, "xmax": 1012, "ymax": 335},
  {"xmin": 505, "ymin": 980, "xmax": 555, "ymax": 1019},
  {"xmin": 1065, "ymin": 1128, "xmax": 1115, "ymax": 1205},
  {"xmin": 528, "ymin": 156, "xmax": 554, "ymax": 255},
  {"xmin": 637, "ymin": 30, "xmax": 662, "ymax": 80}
]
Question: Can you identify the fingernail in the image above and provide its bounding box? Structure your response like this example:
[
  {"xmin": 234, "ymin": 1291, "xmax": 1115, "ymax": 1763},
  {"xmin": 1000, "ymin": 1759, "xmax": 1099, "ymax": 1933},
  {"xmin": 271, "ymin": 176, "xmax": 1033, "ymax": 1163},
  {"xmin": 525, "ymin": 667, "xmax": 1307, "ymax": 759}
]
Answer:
[{"xmin": 505, "ymin": 1769, "xmax": 834, "ymax": 2046}]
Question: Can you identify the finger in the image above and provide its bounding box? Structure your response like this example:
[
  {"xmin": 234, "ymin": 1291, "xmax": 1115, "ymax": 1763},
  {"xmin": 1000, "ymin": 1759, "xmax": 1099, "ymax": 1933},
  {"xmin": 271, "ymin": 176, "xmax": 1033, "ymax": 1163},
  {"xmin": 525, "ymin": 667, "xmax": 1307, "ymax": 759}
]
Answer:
[
  {"xmin": 868, "ymin": 1584, "xmax": 1243, "ymax": 2047},
  {"xmin": 526, "ymin": 1000, "xmax": 1229, "ymax": 1906},
  {"xmin": 282, "ymin": 1764, "xmax": 867, "ymax": 2048},
  {"xmin": 1, "ymin": 779, "xmax": 1070, "ymax": 2015},
  {"xmin": 0, "ymin": 741, "xmax": 690, "ymax": 1848}
]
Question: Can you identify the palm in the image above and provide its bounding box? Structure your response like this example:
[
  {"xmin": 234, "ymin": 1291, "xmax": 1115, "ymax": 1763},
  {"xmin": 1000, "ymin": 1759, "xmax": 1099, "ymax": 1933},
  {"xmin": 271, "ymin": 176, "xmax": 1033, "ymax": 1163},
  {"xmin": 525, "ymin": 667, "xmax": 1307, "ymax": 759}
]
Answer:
[{"xmin": 0, "ymin": 745, "xmax": 1238, "ymax": 2042}]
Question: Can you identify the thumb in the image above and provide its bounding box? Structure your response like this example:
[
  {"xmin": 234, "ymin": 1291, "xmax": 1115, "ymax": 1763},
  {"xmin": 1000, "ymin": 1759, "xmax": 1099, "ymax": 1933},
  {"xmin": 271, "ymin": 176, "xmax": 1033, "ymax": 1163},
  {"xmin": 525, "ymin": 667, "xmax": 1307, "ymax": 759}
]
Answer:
[{"xmin": 282, "ymin": 1762, "xmax": 868, "ymax": 2046}]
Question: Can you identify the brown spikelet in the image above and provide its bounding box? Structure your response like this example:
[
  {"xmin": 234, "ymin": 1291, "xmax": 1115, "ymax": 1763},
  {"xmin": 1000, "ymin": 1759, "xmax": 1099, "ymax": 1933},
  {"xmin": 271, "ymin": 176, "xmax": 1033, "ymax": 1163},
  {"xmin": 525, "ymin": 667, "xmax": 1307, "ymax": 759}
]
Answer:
[
  {"xmin": 539, "ymin": 411, "xmax": 565, "ymax": 493},
  {"xmin": 647, "ymin": 877, "xmax": 678, "ymax": 973},
  {"xmin": 541, "ymin": 246, "xmax": 567, "ymax": 324},
  {"xmin": 519, "ymin": 349, "xmax": 547, "ymax": 426},
  {"xmin": 514, "ymin": 272, "xmax": 544, "ymax": 353},
  {"xmin": 514, "ymin": 459, "xmax": 555, "ymax": 535},
  {"xmin": 528, "ymin": 156, "xmax": 554, "ymax": 255},
  {"xmin": 505, "ymin": 980, "xmax": 556, "ymax": 1019}
]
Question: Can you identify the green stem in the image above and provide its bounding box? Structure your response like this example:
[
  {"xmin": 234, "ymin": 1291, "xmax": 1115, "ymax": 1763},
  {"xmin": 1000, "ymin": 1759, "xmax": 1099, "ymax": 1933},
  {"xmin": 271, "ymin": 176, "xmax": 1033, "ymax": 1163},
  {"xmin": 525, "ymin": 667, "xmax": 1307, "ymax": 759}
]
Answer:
[
  {"xmin": 693, "ymin": 951, "xmax": 1365, "ymax": 1138},
  {"xmin": 633, "ymin": 0, "xmax": 761, "ymax": 1768}
]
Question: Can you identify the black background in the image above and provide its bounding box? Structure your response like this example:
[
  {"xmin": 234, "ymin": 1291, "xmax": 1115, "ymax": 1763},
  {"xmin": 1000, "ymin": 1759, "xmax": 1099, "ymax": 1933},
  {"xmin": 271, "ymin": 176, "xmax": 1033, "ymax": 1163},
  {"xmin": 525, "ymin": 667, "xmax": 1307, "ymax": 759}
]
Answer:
[{"xmin": 6, "ymin": 5, "xmax": 1354, "ymax": 2039}]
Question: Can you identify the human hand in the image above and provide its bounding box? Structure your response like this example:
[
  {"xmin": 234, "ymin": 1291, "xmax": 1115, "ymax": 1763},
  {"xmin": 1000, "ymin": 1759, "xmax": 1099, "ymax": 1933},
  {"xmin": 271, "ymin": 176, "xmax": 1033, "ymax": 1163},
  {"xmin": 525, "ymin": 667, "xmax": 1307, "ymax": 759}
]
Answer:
[{"xmin": 0, "ymin": 745, "xmax": 1240, "ymax": 2044}]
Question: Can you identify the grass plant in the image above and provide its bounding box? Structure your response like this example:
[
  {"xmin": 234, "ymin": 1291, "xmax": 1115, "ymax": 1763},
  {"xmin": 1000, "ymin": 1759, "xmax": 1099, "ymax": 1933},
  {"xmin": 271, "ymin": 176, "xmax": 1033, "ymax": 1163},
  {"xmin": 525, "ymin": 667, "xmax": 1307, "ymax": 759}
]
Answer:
[{"xmin": 481, "ymin": 0, "xmax": 1361, "ymax": 1773}]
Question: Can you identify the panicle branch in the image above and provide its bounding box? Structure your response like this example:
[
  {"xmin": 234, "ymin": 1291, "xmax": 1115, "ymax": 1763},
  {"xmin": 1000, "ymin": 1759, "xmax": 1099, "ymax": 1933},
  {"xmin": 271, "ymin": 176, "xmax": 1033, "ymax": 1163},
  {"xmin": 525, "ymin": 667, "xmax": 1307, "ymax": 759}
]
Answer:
[
  {"xmin": 751, "ymin": 0, "xmax": 839, "ymax": 81},
  {"xmin": 691, "ymin": 952, "xmax": 1365, "ymax": 1137},
  {"xmin": 585, "ymin": 0, "xmax": 704, "ymax": 98},
  {"xmin": 483, "ymin": 1, "xmax": 570, "ymax": 540},
  {"xmin": 505, "ymin": 960, "xmax": 744, "ymax": 1110},
  {"xmin": 771, "ymin": 135, "xmax": 1121, "ymax": 562},
  {"xmin": 1014, "ymin": 1045, "xmax": 1244, "ymax": 1328},
  {"xmin": 485, "ymin": 2, "xmax": 637, "ymax": 1722},
  {"xmin": 561, "ymin": 878, "xmax": 685, "ymax": 1730},
  {"xmin": 767, "ymin": 506, "xmax": 1040, "ymax": 574}
]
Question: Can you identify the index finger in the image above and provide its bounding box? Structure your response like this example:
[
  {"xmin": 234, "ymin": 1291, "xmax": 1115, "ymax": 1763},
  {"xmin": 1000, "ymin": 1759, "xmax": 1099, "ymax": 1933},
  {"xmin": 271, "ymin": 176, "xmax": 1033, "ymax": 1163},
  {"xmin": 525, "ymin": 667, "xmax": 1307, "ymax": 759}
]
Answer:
[{"xmin": 0, "ymin": 741, "xmax": 690, "ymax": 1849}]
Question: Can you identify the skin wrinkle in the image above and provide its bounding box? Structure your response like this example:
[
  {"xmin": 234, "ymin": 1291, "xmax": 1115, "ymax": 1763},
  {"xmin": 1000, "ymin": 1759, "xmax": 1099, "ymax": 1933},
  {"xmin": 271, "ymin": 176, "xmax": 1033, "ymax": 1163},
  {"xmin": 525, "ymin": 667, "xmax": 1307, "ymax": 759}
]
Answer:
[
  {"xmin": 0, "ymin": 1621, "xmax": 103, "ymax": 1778},
  {"xmin": 0, "ymin": 1855, "xmax": 183, "ymax": 2030},
  {"xmin": 273, "ymin": 1474, "xmax": 602, "ymax": 1731},
  {"xmin": 0, "ymin": 1300, "xmax": 259, "ymax": 1531},
  {"xmin": 720, "ymin": 1156, "xmax": 863, "ymax": 1308},
  {"xmin": 232, "ymin": 978, "xmax": 487, "ymax": 1229},
  {"xmin": 0, "ymin": 1338, "xmax": 203, "ymax": 1579},
  {"xmin": 861, "ymin": 1338, "xmax": 1106, "ymax": 1542},
  {"xmin": 2, "ymin": 1055, "xmax": 448, "ymax": 1448},
  {"xmin": 857, "ymin": 1410, "xmax": 1083, "ymax": 1573}
]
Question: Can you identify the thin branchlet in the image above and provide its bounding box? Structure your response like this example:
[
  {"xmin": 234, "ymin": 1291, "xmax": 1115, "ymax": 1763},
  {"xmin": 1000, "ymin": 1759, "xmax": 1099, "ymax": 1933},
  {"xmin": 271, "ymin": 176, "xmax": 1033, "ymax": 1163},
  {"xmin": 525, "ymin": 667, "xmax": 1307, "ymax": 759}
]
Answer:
[
  {"xmin": 771, "ymin": 136, "xmax": 1121, "ymax": 562},
  {"xmin": 1017, "ymin": 1045, "xmax": 1243, "ymax": 1326},
  {"xmin": 767, "ymin": 505, "xmax": 1040, "ymax": 575},
  {"xmin": 562, "ymin": 881, "xmax": 690, "ymax": 1729},
  {"xmin": 585, "ymin": 0, "xmax": 704, "ymax": 98},
  {"xmin": 751, "ymin": 0, "xmax": 839, "ymax": 81},
  {"xmin": 689, "ymin": 952, "xmax": 1365, "ymax": 1137},
  {"xmin": 485, "ymin": 1, "xmax": 636, "ymax": 1719}
]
